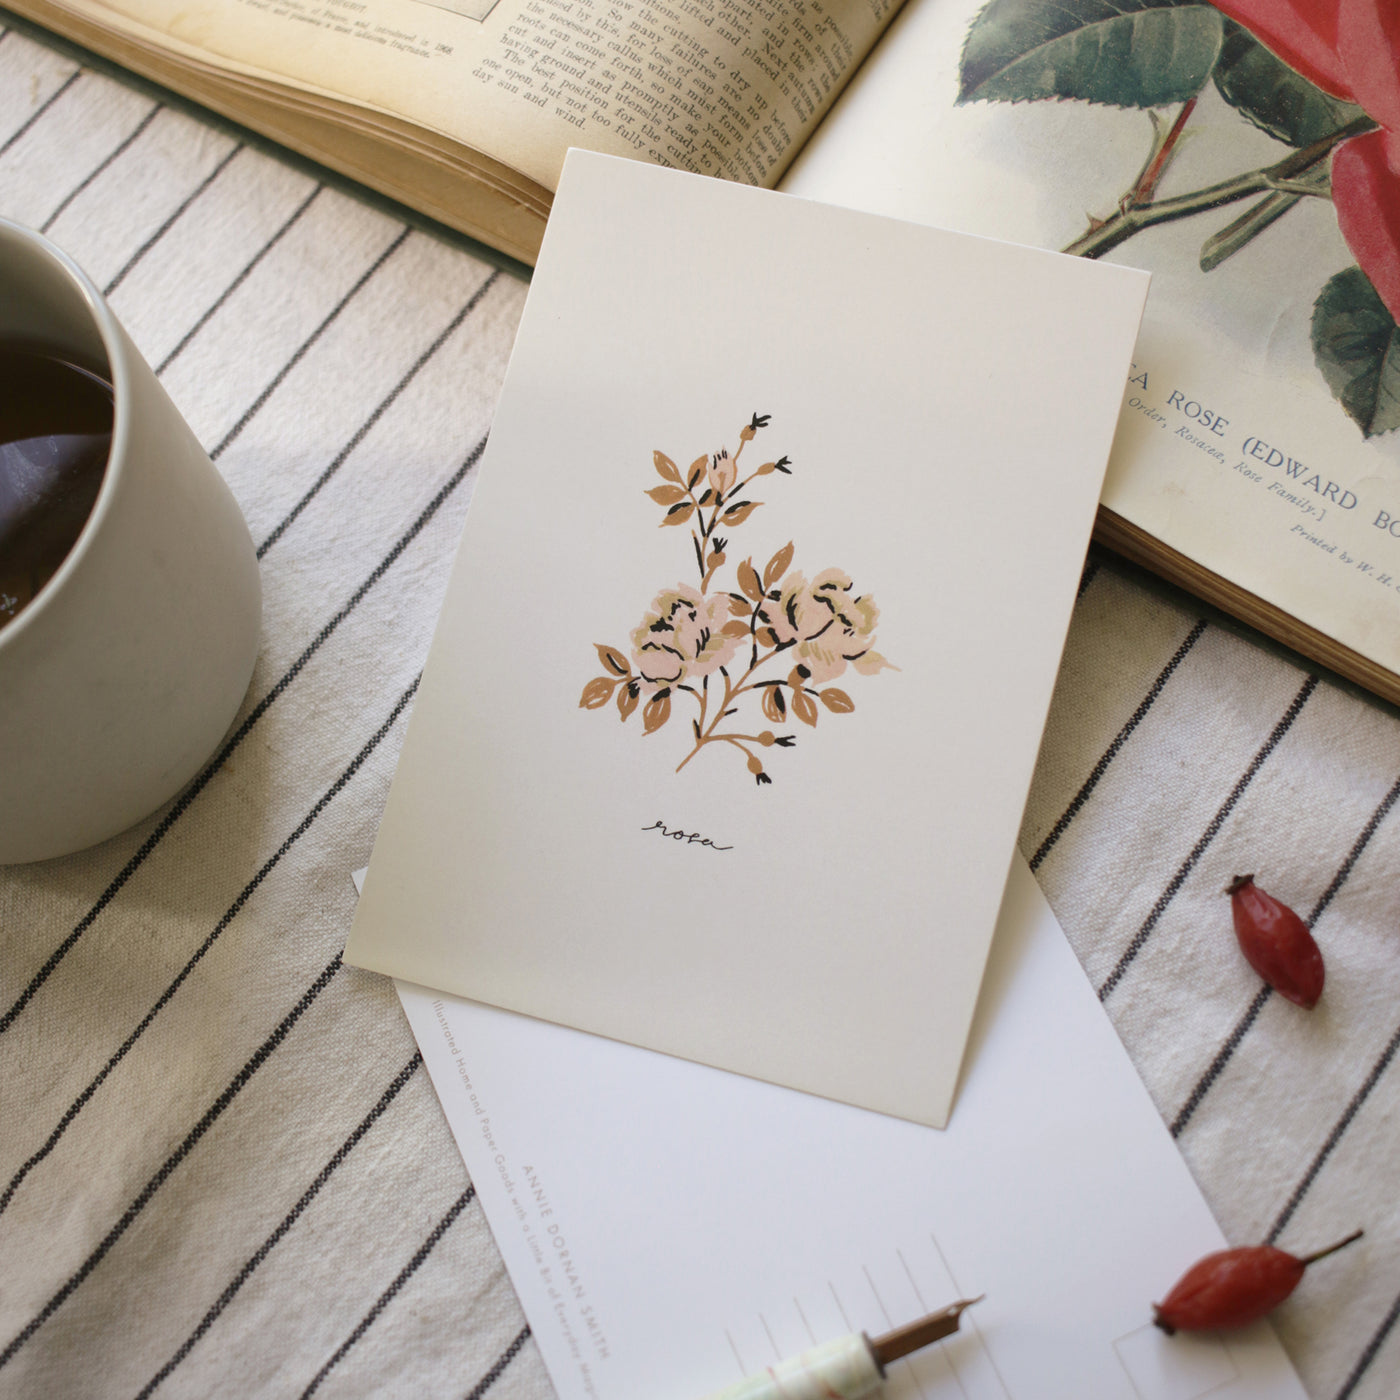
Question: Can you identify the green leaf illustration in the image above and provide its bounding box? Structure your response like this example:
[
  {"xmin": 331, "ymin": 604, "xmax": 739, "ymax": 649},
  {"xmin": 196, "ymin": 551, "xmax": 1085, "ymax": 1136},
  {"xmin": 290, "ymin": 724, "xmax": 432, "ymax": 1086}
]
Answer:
[
  {"xmin": 1312, "ymin": 268, "xmax": 1400, "ymax": 438},
  {"xmin": 959, "ymin": 0, "xmax": 1222, "ymax": 109},
  {"xmin": 1213, "ymin": 22, "xmax": 1364, "ymax": 147}
]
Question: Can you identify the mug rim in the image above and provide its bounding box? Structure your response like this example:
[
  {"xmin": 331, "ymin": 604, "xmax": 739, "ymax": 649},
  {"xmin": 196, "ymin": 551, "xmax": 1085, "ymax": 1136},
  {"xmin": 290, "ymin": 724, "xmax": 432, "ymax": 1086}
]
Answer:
[{"xmin": 0, "ymin": 215, "xmax": 133, "ymax": 653}]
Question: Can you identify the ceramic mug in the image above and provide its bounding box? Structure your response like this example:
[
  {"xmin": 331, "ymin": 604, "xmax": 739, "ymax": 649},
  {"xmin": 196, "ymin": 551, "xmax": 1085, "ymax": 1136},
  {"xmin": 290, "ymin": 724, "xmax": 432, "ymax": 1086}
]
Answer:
[{"xmin": 0, "ymin": 218, "xmax": 261, "ymax": 863}]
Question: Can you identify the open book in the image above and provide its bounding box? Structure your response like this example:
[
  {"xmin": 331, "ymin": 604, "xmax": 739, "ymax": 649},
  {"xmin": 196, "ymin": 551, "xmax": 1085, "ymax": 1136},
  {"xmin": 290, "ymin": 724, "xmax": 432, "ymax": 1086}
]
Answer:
[
  {"xmin": 12, "ymin": 0, "xmax": 1400, "ymax": 704},
  {"xmin": 2, "ymin": 0, "xmax": 903, "ymax": 264}
]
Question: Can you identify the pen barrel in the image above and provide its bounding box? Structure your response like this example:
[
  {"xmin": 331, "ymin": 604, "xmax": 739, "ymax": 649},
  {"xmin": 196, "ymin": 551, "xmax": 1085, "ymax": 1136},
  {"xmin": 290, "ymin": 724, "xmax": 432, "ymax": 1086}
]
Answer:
[{"xmin": 702, "ymin": 1334, "xmax": 882, "ymax": 1400}]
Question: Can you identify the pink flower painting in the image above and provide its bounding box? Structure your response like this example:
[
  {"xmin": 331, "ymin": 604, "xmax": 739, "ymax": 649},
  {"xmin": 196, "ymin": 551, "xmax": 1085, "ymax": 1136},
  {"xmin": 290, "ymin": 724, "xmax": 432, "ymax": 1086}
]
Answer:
[
  {"xmin": 1214, "ymin": 0, "xmax": 1400, "ymax": 319},
  {"xmin": 958, "ymin": 0, "xmax": 1400, "ymax": 434},
  {"xmin": 766, "ymin": 569, "xmax": 891, "ymax": 685},
  {"xmin": 630, "ymin": 585, "xmax": 740, "ymax": 691},
  {"xmin": 579, "ymin": 414, "xmax": 894, "ymax": 787}
]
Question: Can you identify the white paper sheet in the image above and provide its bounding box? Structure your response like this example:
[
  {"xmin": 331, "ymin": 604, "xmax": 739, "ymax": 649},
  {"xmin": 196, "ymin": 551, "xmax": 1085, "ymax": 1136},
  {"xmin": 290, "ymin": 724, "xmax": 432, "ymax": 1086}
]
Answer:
[
  {"xmin": 345, "ymin": 149, "xmax": 1149, "ymax": 1127},
  {"xmin": 387, "ymin": 860, "xmax": 1307, "ymax": 1400}
]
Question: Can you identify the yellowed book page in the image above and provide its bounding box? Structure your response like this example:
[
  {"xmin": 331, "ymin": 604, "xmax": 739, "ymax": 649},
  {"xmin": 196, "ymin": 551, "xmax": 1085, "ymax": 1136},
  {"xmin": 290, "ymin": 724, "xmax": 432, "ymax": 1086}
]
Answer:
[
  {"xmin": 783, "ymin": 0, "xmax": 1400, "ymax": 686},
  {"xmin": 33, "ymin": 0, "xmax": 899, "ymax": 191}
]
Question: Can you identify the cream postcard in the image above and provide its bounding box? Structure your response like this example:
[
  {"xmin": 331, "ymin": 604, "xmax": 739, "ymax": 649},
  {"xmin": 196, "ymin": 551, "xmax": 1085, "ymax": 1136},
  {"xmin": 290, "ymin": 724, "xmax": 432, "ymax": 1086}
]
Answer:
[{"xmin": 345, "ymin": 150, "xmax": 1149, "ymax": 1127}]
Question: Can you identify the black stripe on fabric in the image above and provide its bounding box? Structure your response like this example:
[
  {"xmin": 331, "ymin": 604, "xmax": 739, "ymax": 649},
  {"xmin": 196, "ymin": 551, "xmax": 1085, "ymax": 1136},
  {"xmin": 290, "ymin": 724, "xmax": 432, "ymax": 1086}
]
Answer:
[
  {"xmin": 1267, "ymin": 1018, "xmax": 1400, "ymax": 1243},
  {"xmin": 1030, "ymin": 618, "xmax": 1207, "ymax": 873},
  {"xmin": 1097, "ymin": 674, "xmax": 1318, "ymax": 1001},
  {"xmin": 1334, "ymin": 1288, "xmax": 1400, "ymax": 1399},
  {"xmin": 0, "ymin": 676, "xmax": 420, "ymax": 1223},
  {"xmin": 1299, "ymin": 768, "xmax": 1400, "ymax": 926},
  {"xmin": 1171, "ymin": 767, "xmax": 1400, "ymax": 1137},
  {"xmin": 133, "ymin": 1053, "xmax": 423, "ymax": 1399},
  {"xmin": 257, "ymin": 268, "xmax": 500, "ymax": 558},
  {"xmin": 0, "ymin": 436, "xmax": 485, "ymax": 1036},
  {"xmin": 463, "ymin": 1325, "xmax": 533, "ymax": 1400},
  {"xmin": 0, "ymin": 66, "xmax": 80, "ymax": 158},
  {"xmin": 39, "ymin": 101, "xmax": 161, "ymax": 234},
  {"xmin": 1170, "ymin": 984, "xmax": 1270, "ymax": 1138},
  {"xmin": 0, "ymin": 948, "xmax": 348, "ymax": 1369},
  {"xmin": 156, "ymin": 184, "xmax": 322, "ymax": 377},
  {"xmin": 210, "ymin": 225, "xmax": 412, "ymax": 460},
  {"xmin": 299, "ymin": 1186, "xmax": 478, "ymax": 1398},
  {"xmin": 103, "ymin": 141, "xmax": 243, "ymax": 297}
]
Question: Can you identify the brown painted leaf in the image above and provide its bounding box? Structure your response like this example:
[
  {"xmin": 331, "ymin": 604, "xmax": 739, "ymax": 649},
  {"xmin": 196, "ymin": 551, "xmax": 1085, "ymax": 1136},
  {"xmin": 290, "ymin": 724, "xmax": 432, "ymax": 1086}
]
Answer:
[
  {"xmin": 642, "ymin": 692, "xmax": 672, "ymax": 734},
  {"xmin": 580, "ymin": 676, "xmax": 616, "ymax": 710},
  {"xmin": 661, "ymin": 501, "xmax": 696, "ymax": 527},
  {"xmin": 647, "ymin": 484, "xmax": 687, "ymax": 506},
  {"xmin": 756, "ymin": 627, "xmax": 778, "ymax": 649},
  {"xmin": 595, "ymin": 644, "xmax": 630, "ymax": 677},
  {"xmin": 762, "ymin": 686, "xmax": 787, "ymax": 723},
  {"xmin": 617, "ymin": 682, "xmax": 640, "ymax": 721},
  {"xmin": 791, "ymin": 690, "xmax": 818, "ymax": 727},
  {"xmin": 820, "ymin": 688, "xmax": 854, "ymax": 714},
  {"xmin": 721, "ymin": 619, "xmax": 749, "ymax": 638},
  {"xmin": 738, "ymin": 559, "xmax": 763, "ymax": 601},
  {"xmin": 654, "ymin": 450, "xmax": 681, "ymax": 483},
  {"xmin": 763, "ymin": 540, "xmax": 795, "ymax": 589},
  {"xmin": 722, "ymin": 501, "xmax": 760, "ymax": 526},
  {"xmin": 728, "ymin": 594, "xmax": 752, "ymax": 617},
  {"xmin": 687, "ymin": 454, "xmax": 707, "ymax": 489}
]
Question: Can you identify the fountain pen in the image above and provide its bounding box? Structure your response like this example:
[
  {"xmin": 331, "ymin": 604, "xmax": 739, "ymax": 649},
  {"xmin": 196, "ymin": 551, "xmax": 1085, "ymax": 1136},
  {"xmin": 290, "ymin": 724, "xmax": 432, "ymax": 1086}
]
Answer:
[{"xmin": 695, "ymin": 1296, "xmax": 982, "ymax": 1400}]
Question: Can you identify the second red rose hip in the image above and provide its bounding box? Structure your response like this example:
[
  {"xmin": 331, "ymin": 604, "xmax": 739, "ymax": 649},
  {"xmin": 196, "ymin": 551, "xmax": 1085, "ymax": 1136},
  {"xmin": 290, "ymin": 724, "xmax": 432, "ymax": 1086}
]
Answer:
[{"xmin": 1226, "ymin": 875, "xmax": 1324, "ymax": 1008}]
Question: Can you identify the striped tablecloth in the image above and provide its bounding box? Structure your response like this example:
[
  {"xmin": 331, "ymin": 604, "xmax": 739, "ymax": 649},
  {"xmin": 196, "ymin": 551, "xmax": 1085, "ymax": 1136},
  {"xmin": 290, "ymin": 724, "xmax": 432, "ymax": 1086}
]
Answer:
[{"xmin": 2, "ymin": 20, "xmax": 1397, "ymax": 1398}]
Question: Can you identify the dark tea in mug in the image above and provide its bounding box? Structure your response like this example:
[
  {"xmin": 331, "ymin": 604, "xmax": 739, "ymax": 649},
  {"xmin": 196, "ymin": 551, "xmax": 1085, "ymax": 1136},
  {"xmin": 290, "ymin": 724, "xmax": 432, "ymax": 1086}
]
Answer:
[{"xmin": 0, "ymin": 344, "xmax": 113, "ymax": 631}]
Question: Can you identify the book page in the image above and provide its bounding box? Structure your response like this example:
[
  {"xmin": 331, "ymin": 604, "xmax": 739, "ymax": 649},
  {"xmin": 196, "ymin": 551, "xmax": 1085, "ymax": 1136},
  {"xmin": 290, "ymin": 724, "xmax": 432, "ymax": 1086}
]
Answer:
[
  {"xmin": 388, "ymin": 859, "xmax": 1309, "ymax": 1400},
  {"xmin": 782, "ymin": 0, "xmax": 1400, "ymax": 686},
  {"xmin": 30, "ymin": 0, "xmax": 899, "ymax": 192}
]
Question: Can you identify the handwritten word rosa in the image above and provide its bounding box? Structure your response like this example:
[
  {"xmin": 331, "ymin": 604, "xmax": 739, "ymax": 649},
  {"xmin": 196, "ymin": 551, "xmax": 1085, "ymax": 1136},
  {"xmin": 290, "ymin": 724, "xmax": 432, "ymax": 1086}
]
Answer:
[
  {"xmin": 765, "ymin": 568, "xmax": 892, "ymax": 684},
  {"xmin": 630, "ymin": 584, "xmax": 740, "ymax": 692},
  {"xmin": 1212, "ymin": 0, "xmax": 1400, "ymax": 318}
]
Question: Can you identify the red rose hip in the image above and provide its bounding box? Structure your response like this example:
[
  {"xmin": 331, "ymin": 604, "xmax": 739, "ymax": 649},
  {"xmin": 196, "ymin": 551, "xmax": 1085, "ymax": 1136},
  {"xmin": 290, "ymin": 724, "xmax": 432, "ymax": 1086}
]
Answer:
[
  {"xmin": 1226, "ymin": 875, "xmax": 1324, "ymax": 1008},
  {"xmin": 1154, "ymin": 1231, "xmax": 1363, "ymax": 1334}
]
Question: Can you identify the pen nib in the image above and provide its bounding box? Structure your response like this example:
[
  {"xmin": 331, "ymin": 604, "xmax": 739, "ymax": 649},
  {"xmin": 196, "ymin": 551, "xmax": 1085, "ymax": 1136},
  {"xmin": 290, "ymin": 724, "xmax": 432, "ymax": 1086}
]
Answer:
[{"xmin": 869, "ymin": 1296, "xmax": 984, "ymax": 1369}]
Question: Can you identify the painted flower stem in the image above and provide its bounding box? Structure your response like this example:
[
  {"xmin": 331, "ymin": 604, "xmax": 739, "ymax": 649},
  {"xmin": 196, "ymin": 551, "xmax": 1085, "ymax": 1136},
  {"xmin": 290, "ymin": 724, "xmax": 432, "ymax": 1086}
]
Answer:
[
  {"xmin": 1125, "ymin": 98, "xmax": 1197, "ymax": 210},
  {"xmin": 1064, "ymin": 114, "xmax": 1376, "ymax": 261},
  {"xmin": 1200, "ymin": 183, "xmax": 1323, "ymax": 272},
  {"xmin": 688, "ymin": 427, "xmax": 759, "ymax": 590},
  {"xmin": 676, "ymin": 649, "xmax": 781, "ymax": 771}
]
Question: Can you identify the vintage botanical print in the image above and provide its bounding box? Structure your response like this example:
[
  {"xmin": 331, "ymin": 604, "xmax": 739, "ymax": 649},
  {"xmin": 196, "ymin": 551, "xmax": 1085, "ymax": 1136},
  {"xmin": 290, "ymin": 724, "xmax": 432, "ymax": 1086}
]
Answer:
[
  {"xmin": 579, "ymin": 414, "xmax": 893, "ymax": 786},
  {"xmin": 959, "ymin": 0, "xmax": 1400, "ymax": 436}
]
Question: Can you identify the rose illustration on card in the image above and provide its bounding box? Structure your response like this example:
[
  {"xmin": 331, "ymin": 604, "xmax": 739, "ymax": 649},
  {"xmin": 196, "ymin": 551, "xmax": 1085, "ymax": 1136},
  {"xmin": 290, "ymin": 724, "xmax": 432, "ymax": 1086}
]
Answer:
[{"xmin": 579, "ymin": 414, "xmax": 894, "ymax": 786}]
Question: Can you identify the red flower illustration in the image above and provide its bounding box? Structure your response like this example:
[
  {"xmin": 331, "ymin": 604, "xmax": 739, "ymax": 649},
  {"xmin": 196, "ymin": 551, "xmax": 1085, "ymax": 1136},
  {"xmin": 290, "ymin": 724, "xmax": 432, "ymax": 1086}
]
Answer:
[{"xmin": 1213, "ymin": 0, "xmax": 1400, "ymax": 318}]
